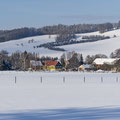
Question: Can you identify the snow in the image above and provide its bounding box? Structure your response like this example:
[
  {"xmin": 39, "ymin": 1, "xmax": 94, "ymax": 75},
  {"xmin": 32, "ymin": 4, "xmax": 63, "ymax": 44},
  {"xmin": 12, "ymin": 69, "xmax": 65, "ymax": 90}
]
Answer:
[
  {"xmin": 93, "ymin": 58, "xmax": 119, "ymax": 65},
  {"xmin": 60, "ymin": 29, "xmax": 120, "ymax": 57},
  {"xmin": 0, "ymin": 71, "xmax": 120, "ymax": 119},
  {"xmin": 0, "ymin": 34, "xmax": 62, "ymax": 57},
  {"xmin": 0, "ymin": 29, "xmax": 120, "ymax": 58},
  {"xmin": 0, "ymin": 29, "xmax": 120, "ymax": 119}
]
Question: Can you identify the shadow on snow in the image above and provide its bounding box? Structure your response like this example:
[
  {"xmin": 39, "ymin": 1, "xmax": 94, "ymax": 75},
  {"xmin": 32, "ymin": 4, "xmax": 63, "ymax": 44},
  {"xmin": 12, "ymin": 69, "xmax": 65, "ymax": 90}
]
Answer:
[{"xmin": 1, "ymin": 107, "xmax": 120, "ymax": 120}]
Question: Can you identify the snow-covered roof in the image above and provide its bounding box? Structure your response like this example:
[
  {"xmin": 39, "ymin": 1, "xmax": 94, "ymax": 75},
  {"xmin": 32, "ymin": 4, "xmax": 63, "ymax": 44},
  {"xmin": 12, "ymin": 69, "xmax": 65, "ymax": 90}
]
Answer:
[
  {"xmin": 79, "ymin": 64, "xmax": 91, "ymax": 69},
  {"xmin": 93, "ymin": 58, "xmax": 119, "ymax": 65},
  {"xmin": 30, "ymin": 60, "xmax": 43, "ymax": 66}
]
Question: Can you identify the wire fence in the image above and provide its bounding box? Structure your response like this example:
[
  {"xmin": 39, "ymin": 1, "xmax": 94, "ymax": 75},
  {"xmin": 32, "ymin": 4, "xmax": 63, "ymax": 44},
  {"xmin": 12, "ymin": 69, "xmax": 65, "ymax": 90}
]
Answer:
[{"xmin": 0, "ymin": 74, "xmax": 120, "ymax": 85}]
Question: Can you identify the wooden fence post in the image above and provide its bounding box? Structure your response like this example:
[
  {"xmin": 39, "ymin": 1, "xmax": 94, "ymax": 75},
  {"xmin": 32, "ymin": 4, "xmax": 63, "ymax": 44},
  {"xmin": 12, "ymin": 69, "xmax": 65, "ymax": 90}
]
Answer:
[
  {"xmin": 41, "ymin": 76, "xmax": 42, "ymax": 83},
  {"xmin": 101, "ymin": 77, "xmax": 103, "ymax": 83},
  {"xmin": 116, "ymin": 77, "xmax": 118, "ymax": 83},
  {"xmin": 15, "ymin": 76, "xmax": 17, "ymax": 84},
  {"xmin": 63, "ymin": 77, "xmax": 65, "ymax": 83},
  {"xmin": 84, "ymin": 77, "xmax": 85, "ymax": 83}
]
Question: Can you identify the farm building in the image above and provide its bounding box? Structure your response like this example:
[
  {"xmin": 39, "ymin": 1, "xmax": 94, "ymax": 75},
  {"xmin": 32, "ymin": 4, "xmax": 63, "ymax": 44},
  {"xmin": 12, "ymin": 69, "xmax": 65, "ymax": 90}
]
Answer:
[
  {"xmin": 93, "ymin": 58, "xmax": 119, "ymax": 65},
  {"xmin": 93, "ymin": 58, "xmax": 120, "ymax": 70}
]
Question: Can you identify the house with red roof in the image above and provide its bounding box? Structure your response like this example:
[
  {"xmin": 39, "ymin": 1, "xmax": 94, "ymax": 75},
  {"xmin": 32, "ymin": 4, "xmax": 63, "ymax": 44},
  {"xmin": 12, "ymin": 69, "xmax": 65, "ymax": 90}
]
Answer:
[{"xmin": 44, "ymin": 61, "xmax": 62, "ymax": 71}]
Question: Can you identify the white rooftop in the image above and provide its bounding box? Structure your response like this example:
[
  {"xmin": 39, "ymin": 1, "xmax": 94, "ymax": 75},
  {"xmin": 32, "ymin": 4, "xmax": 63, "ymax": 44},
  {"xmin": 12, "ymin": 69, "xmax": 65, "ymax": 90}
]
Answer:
[
  {"xmin": 30, "ymin": 60, "xmax": 43, "ymax": 66},
  {"xmin": 93, "ymin": 58, "xmax": 119, "ymax": 65}
]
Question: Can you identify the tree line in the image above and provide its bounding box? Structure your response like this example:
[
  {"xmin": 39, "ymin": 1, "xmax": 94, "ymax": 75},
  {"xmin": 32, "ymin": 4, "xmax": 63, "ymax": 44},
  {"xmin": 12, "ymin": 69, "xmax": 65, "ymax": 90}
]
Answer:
[
  {"xmin": 0, "ymin": 50, "xmax": 58, "ymax": 71},
  {"xmin": 0, "ymin": 21, "xmax": 120, "ymax": 43},
  {"xmin": 36, "ymin": 35, "xmax": 110, "ymax": 51},
  {"xmin": 0, "ymin": 48, "xmax": 120, "ymax": 71}
]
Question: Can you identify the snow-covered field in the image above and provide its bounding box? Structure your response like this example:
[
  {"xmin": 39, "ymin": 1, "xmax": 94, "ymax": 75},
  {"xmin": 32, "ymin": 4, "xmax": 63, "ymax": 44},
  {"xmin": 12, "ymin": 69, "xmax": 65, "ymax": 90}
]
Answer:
[
  {"xmin": 60, "ymin": 29, "xmax": 120, "ymax": 57},
  {"xmin": 0, "ymin": 29, "xmax": 120, "ymax": 58},
  {"xmin": 0, "ymin": 71, "xmax": 120, "ymax": 119},
  {"xmin": 0, "ymin": 34, "xmax": 62, "ymax": 57}
]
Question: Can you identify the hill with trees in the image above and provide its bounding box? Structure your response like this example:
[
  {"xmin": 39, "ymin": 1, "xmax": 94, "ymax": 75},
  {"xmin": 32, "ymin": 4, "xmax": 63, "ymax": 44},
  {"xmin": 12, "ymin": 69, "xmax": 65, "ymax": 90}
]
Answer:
[{"xmin": 0, "ymin": 21, "xmax": 120, "ymax": 43}]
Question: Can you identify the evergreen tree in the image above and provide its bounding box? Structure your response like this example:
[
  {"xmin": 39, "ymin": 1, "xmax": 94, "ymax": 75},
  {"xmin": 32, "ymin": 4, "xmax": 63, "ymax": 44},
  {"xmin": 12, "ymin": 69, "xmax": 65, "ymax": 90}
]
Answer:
[{"xmin": 79, "ymin": 54, "xmax": 84, "ymax": 65}]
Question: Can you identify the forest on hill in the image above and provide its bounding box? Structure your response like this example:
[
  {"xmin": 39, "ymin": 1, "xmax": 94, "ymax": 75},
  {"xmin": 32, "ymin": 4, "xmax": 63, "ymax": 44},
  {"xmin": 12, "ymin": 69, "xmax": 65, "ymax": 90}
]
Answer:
[{"xmin": 0, "ymin": 21, "xmax": 120, "ymax": 43}]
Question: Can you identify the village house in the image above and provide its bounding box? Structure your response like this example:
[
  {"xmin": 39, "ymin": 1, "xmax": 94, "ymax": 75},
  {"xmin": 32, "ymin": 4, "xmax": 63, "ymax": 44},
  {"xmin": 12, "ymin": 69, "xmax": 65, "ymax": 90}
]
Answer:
[
  {"xmin": 78, "ymin": 64, "xmax": 91, "ymax": 72},
  {"xmin": 30, "ymin": 60, "xmax": 43, "ymax": 71},
  {"xmin": 44, "ymin": 61, "xmax": 62, "ymax": 71}
]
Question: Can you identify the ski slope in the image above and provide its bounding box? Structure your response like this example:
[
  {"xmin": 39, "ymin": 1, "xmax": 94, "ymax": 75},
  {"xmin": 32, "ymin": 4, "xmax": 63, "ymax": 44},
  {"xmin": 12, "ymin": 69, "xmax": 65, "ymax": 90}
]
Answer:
[
  {"xmin": 0, "ymin": 71, "xmax": 120, "ymax": 120},
  {"xmin": 0, "ymin": 29, "xmax": 120, "ymax": 58}
]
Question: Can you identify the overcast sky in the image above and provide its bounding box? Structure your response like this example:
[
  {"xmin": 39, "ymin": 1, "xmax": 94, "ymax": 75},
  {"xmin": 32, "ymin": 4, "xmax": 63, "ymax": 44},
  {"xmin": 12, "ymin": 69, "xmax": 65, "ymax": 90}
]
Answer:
[{"xmin": 0, "ymin": 0, "xmax": 120, "ymax": 29}]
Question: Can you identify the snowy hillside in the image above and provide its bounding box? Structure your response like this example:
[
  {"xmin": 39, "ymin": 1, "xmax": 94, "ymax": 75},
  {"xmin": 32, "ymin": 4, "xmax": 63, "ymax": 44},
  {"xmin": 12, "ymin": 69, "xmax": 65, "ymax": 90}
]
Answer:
[
  {"xmin": 0, "ymin": 29, "xmax": 120, "ymax": 58},
  {"xmin": 60, "ymin": 29, "xmax": 120, "ymax": 57},
  {"xmin": 0, "ymin": 34, "xmax": 62, "ymax": 57}
]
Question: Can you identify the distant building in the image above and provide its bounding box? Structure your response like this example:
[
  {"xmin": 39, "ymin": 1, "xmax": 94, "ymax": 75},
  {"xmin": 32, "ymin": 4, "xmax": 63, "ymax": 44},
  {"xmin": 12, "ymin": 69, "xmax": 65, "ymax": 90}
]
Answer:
[
  {"xmin": 93, "ymin": 58, "xmax": 119, "ymax": 65},
  {"xmin": 78, "ymin": 64, "xmax": 91, "ymax": 71},
  {"xmin": 30, "ymin": 60, "xmax": 43, "ymax": 71},
  {"xmin": 44, "ymin": 61, "xmax": 62, "ymax": 71},
  {"xmin": 93, "ymin": 58, "xmax": 120, "ymax": 70}
]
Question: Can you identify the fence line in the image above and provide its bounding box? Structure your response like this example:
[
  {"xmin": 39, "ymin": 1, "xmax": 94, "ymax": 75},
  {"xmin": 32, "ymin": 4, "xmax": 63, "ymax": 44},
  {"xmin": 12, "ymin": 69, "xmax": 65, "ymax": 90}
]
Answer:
[
  {"xmin": 0, "ymin": 76, "xmax": 119, "ymax": 85},
  {"xmin": 11, "ymin": 76, "xmax": 119, "ymax": 84}
]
